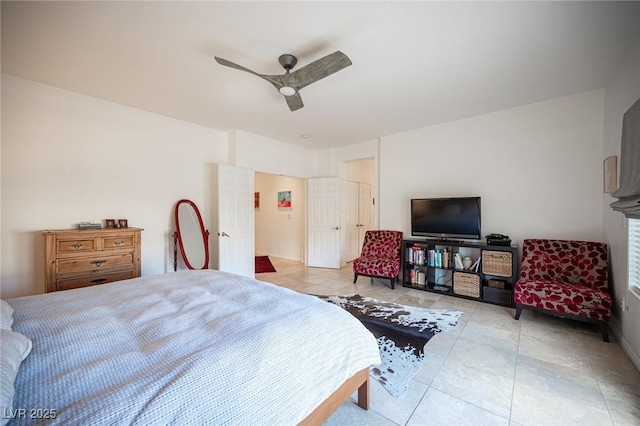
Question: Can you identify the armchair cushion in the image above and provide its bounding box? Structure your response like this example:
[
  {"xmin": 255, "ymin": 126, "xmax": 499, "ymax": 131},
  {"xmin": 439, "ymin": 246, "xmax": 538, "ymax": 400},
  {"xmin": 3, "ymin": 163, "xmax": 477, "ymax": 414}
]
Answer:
[
  {"xmin": 514, "ymin": 278, "xmax": 612, "ymax": 322},
  {"xmin": 353, "ymin": 256, "xmax": 401, "ymax": 279},
  {"xmin": 519, "ymin": 239, "xmax": 609, "ymax": 292}
]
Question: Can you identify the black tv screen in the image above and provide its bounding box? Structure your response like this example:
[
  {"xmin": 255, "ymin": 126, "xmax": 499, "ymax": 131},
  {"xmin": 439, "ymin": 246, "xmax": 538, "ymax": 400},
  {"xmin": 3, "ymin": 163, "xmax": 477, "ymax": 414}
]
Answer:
[{"xmin": 411, "ymin": 197, "xmax": 481, "ymax": 240}]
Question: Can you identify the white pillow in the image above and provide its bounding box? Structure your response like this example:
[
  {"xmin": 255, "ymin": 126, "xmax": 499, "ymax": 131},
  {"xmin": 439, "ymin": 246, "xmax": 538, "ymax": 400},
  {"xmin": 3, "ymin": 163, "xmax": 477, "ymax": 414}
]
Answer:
[
  {"xmin": 0, "ymin": 300, "xmax": 14, "ymax": 330},
  {"xmin": 0, "ymin": 329, "xmax": 32, "ymax": 426}
]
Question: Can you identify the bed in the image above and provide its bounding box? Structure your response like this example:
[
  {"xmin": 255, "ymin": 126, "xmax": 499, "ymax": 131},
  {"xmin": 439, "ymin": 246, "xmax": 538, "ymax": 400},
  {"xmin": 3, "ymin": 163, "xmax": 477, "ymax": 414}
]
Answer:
[{"xmin": 2, "ymin": 270, "xmax": 381, "ymax": 425}]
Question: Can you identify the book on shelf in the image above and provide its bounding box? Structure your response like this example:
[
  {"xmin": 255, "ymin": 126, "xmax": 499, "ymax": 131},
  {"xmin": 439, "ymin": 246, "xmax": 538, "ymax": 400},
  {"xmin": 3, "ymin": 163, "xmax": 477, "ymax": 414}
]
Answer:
[
  {"xmin": 408, "ymin": 246, "xmax": 426, "ymax": 266},
  {"xmin": 454, "ymin": 253, "xmax": 464, "ymax": 270},
  {"xmin": 425, "ymin": 248, "xmax": 451, "ymax": 269},
  {"xmin": 470, "ymin": 256, "xmax": 481, "ymax": 272}
]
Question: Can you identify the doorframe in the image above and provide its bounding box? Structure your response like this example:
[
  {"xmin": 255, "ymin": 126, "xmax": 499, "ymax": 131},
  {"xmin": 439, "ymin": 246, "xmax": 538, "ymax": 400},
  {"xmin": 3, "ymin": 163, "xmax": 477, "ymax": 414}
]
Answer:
[
  {"xmin": 338, "ymin": 157, "xmax": 377, "ymax": 267},
  {"xmin": 253, "ymin": 171, "xmax": 308, "ymax": 265},
  {"xmin": 250, "ymin": 150, "xmax": 379, "ymax": 269}
]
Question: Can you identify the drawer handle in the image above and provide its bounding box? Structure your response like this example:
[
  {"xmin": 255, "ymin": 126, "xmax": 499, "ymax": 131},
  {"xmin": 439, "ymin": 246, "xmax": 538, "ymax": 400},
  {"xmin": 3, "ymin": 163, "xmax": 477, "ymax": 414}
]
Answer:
[
  {"xmin": 71, "ymin": 243, "xmax": 83, "ymax": 249},
  {"xmin": 114, "ymin": 240, "xmax": 124, "ymax": 246},
  {"xmin": 91, "ymin": 278, "xmax": 108, "ymax": 284},
  {"xmin": 90, "ymin": 260, "xmax": 107, "ymax": 267}
]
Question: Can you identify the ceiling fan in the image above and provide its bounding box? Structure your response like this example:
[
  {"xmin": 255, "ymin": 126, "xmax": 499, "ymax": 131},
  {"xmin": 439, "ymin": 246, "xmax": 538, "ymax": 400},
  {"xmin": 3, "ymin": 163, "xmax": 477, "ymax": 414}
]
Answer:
[{"xmin": 214, "ymin": 51, "xmax": 352, "ymax": 112}]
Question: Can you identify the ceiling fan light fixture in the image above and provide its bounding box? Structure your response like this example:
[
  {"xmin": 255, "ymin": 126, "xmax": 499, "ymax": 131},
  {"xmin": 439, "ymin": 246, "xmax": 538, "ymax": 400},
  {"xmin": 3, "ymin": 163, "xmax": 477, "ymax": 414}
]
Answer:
[
  {"xmin": 279, "ymin": 86, "xmax": 296, "ymax": 96},
  {"xmin": 215, "ymin": 51, "xmax": 352, "ymax": 111}
]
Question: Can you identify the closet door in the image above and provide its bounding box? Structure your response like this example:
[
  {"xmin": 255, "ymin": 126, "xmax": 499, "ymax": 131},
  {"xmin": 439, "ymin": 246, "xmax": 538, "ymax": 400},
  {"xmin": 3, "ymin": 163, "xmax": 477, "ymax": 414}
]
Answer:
[
  {"xmin": 357, "ymin": 183, "xmax": 372, "ymax": 248},
  {"xmin": 344, "ymin": 181, "xmax": 372, "ymax": 263},
  {"xmin": 344, "ymin": 181, "xmax": 360, "ymax": 262}
]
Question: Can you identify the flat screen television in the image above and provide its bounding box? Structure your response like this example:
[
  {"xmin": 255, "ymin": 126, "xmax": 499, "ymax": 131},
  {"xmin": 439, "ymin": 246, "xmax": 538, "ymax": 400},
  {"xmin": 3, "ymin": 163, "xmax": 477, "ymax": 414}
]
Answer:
[{"xmin": 411, "ymin": 197, "xmax": 481, "ymax": 240}]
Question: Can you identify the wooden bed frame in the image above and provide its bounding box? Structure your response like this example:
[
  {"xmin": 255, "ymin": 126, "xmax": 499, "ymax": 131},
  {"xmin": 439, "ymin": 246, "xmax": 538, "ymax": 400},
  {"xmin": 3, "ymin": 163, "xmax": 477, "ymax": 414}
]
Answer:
[{"xmin": 299, "ymin": 367, "xmax": 370, "ymax": 425}]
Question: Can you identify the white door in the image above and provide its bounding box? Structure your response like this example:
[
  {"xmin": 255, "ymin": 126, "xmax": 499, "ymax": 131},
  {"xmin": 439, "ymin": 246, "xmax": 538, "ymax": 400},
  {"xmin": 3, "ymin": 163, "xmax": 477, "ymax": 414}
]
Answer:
[
  {"xmin": 358, "ymin": 182, "xmax": 373, "ymax": 247},
  {"xmin": 217, "ymin": 164, "xmax": 255, "ymax": 277},
  {"xmin": 307, "ymin": 177, "xmax": 341, "ymax": 269},
  {"xmin": 344, "ymin": 181, "xmax": 360, "ymax": 262}
]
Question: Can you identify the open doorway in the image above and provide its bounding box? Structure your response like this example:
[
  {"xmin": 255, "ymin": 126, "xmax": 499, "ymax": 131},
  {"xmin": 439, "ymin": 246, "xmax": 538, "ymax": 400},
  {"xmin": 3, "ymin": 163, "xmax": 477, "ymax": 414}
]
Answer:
[{"xmin": 254, "ymin": 172, "xmax": 306, "ymax": 263}]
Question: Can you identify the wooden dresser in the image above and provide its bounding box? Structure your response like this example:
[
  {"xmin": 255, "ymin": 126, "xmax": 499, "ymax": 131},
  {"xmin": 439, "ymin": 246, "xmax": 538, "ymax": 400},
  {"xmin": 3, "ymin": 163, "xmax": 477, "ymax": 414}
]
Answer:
[{"xmin": 42, "ymin": 228, "xmax": 143, "ymax": 292}]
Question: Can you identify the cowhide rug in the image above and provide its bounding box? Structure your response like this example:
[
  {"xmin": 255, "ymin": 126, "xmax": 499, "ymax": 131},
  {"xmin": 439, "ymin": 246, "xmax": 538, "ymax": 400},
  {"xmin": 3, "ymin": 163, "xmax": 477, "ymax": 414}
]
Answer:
[{"xmin": 316, "ymin": 294, "xmax": 462, "ymax": 397}]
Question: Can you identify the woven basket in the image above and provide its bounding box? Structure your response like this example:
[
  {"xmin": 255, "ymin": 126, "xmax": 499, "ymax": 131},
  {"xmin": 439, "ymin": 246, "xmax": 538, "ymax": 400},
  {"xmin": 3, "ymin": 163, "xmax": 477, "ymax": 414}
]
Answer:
[
  {"xmin": 453, "ymin": 272, "xmax": 480, "ymax": 298},
  {"xmin": 482, "ymin": 251, "xmax": 512, "ymax": 277},
  {"xmin": 487, "ymin": 279, "xmax": 506, "ymax": 289}
]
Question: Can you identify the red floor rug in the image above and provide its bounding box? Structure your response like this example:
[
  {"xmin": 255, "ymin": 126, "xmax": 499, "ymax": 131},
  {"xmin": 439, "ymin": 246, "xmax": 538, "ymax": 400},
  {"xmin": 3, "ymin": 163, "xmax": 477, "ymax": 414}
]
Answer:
[{"xmin": 255, "ymin": 256, "xmax": 277, "ymax": 273}]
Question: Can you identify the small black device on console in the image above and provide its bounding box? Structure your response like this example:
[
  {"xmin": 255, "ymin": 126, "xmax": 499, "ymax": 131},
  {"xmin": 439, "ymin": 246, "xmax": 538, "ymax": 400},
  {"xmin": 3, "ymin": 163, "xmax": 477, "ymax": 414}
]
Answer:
[{"xmin": 486, "ymin": 233, "xmax": 512, "ymax": 246}]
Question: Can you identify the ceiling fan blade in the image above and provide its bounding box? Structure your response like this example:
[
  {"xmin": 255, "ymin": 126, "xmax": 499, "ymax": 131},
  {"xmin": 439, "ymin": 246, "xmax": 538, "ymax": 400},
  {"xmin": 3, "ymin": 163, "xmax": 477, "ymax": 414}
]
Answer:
[
  {"xmin": 288, "ymin": 51, "xmax": 352, "ymax": 91},
  {"xmin": 285, "ymin": 92, "xmax": 304, "ymax": 112},
  {"xmin": 214, "ymin": 56, "xmax": 282, "ymax": 89}
]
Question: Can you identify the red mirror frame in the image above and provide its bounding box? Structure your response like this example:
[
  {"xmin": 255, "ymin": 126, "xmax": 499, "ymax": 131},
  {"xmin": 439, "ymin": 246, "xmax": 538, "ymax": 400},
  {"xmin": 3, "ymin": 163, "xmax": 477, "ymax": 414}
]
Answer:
[{"xmin": 174, "ymin": 199, "xmax": 210, "ymax": 270}]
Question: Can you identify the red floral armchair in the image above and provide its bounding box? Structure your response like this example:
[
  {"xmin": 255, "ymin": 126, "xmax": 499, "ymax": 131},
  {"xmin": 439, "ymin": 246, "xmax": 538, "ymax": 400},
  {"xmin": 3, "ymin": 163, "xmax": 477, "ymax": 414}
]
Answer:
[
  {"xmin": 514, "ymin": 239, "xmax": 612, "ymax": 341},
  {"xmin": 353, "ymin": 230, "xmax": 403, "ymax": 289}
]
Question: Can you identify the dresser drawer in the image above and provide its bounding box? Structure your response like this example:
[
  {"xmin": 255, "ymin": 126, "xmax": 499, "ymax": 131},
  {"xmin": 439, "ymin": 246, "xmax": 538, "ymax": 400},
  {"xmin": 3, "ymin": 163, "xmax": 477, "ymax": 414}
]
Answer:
[
  {"xmin": 57, "ymin": 238, "xmax": 97, "ymax": 253},
  {"xmin": 56, "ymin": 270, "xmax": 136, "ymax": 291},
  {"xmin": 103, "ymin": 235, "xmax": 134, "ymax": 250},
  {"xmin": 57, "ymin": 253, "xmax": 134, "ymax": 274}
]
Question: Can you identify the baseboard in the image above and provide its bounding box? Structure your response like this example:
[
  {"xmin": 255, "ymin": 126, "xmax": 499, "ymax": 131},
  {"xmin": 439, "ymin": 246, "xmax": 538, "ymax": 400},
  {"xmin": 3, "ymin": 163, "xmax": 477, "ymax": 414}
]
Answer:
[{"xmin": 610, "ymin": 318, "xmax": 640, "ymax": 373}]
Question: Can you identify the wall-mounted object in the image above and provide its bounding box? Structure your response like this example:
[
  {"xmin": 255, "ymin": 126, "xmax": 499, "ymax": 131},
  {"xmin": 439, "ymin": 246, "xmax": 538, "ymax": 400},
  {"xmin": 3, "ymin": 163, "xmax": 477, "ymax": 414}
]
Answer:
[
  {"xmin": 278, "ymin": 191, "xmax": 292, "ymax": 209},
  {"xmin": 604, "ymin": 155, "xmax": 617, "ymax": 193}
]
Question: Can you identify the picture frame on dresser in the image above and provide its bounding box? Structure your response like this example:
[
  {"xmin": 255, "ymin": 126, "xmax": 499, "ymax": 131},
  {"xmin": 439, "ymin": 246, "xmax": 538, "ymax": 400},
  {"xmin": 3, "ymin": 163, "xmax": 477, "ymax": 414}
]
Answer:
[
  {"xmin": 105, "ymin": 219, "xmax": 116, "ymax": 228},
  {"xmin": 118, "ymin": 219, "xmax": 128, "ymax": 228}
]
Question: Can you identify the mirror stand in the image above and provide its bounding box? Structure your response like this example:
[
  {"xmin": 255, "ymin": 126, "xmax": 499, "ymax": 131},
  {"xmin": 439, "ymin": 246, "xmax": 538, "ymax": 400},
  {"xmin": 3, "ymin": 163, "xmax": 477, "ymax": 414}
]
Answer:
[
  {"xmin": 173, "ymin": 199, "xmax": 211, "ymax": 271},
  {"xmin": 173, "ymin": 230, "xmax": 210, "ymax": 271}
]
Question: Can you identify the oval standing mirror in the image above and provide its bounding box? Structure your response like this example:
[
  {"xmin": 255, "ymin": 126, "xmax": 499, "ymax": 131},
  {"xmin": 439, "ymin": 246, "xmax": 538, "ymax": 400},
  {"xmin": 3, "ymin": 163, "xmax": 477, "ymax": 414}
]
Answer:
[{"xmin": 174, "ymin": 199, "xmax": 210, "ymax": 270}]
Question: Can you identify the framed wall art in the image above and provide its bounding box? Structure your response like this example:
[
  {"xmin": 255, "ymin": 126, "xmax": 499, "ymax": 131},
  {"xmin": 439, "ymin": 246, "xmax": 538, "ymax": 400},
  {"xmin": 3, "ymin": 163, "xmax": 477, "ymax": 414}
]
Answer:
[
  {"xmin": 277, "ymin": 191, "xmax": 292, "ymax": 209},
  {"xmin": 254, "ymin": 192, "xmax": 260, "ymax": 210},
  {"xmin": 604, "ymin": 155, "xmax": 617, "ymax": 193}
]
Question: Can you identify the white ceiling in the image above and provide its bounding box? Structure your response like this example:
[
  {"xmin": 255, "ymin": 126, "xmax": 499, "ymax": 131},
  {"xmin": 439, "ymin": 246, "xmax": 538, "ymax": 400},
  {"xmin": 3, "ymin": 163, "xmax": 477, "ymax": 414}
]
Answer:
[{"xmin": 2, "ymin": 1, "xmax": 640, "ymax": 150}]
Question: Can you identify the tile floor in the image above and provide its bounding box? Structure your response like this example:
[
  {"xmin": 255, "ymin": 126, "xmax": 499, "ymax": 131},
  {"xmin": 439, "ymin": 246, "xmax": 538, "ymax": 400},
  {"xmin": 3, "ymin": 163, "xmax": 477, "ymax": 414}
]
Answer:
[{"xmin": 257, "ymin": 257, "xmax": 640, "ymax": 426}]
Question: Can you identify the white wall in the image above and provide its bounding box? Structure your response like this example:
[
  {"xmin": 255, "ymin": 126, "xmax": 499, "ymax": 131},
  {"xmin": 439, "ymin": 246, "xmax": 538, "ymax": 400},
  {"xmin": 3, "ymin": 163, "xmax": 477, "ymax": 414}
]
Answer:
[
  {"xmin": 317, "ymin": 139, "xmax": 379, "ymax": 177},
  {"xmin": 254, "ymin": 172, "xmax": 306, "ymax": 261},
  {"xmin": 1, "ymin": 75, "xmax": 228, "ymax": 297},
  {"xmin": 603, "ymin": 34, "xmax": 640, "ymax": 368},
  {"xmin": 232, "ymin": 130, "xmax": 316, "ymax": 178},
  {"xmin": 345, "ymin": 158, "xmax": 374, "ymax": 185},
  {"xmin": 379, "ymin": 90, "xmax": 606, "ymax": 247}
]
